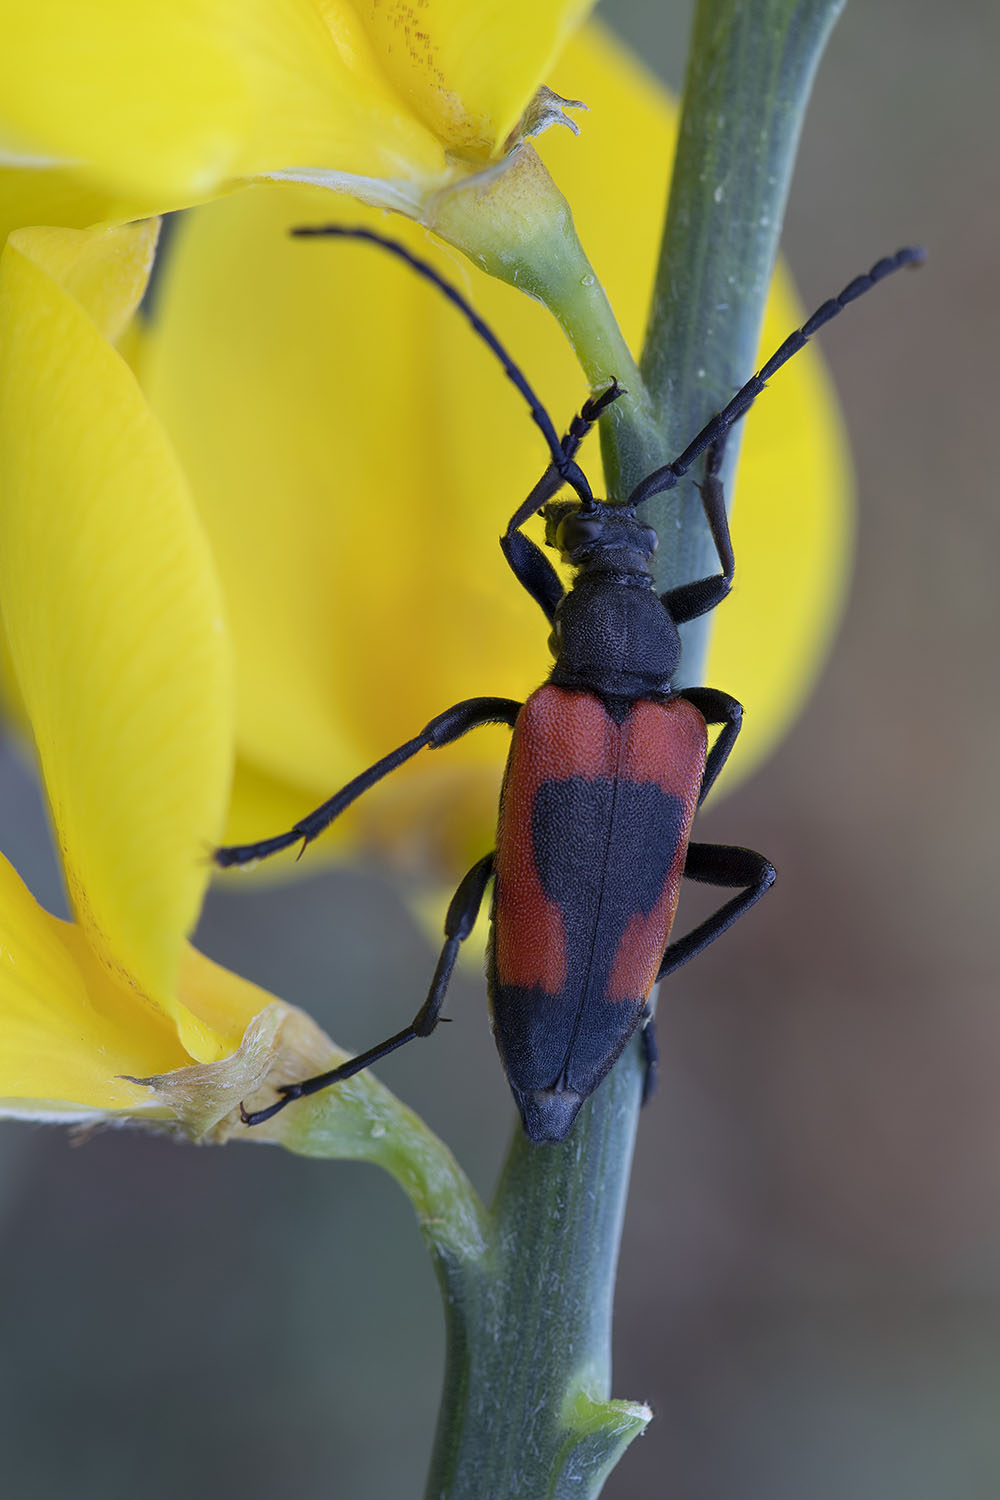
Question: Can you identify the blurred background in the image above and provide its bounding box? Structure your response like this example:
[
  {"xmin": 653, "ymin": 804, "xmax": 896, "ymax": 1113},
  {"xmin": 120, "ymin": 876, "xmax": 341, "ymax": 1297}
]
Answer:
[{"xmin": 1, "ymin": 1, "xmax": 998, "ymax": 1496}]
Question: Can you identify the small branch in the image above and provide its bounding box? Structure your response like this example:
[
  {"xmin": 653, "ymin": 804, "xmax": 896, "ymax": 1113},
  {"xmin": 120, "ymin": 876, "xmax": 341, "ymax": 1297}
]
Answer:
[{"xmin": 428, "ymin": 144, "xmax": 662, "ymax": 486}]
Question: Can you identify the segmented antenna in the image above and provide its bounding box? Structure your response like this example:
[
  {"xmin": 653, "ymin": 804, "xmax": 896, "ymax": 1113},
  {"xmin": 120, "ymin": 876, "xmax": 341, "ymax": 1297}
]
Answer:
[
  {"xmin": 629, "ymin": 246, "xmax": 926, "ymax": 508},
  {"xmin": 293, "ymin": 224, "xmax": 596, "ymax": 505}
]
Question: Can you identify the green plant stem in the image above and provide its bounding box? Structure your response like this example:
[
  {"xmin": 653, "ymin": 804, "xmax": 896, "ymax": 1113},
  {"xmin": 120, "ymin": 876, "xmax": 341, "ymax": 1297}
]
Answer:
[
  {"xmin": 604, "ymin": 0, "xmax": 846, "ymax": 686},
  {"xmin": 429, "ymin": 144, "xmax": 662, "ymax": 471},
  {"xmin": 423, "ymin": 1034, "xmax": 650, "ymax": 1500}
]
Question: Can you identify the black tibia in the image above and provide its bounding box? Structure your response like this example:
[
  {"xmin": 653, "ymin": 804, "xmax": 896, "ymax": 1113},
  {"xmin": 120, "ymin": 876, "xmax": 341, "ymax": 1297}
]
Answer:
[
  {"xmin": 639, "ymin": 1002, "xmax": 659, "ymax": 1105},
  {"xmin": 215, "ymin": 697, "xmax": 520, "ymax": 868},
  {"xmin": 656, "ymin": 842, "xmax": 775, "ymax": 982},
  {"xmin": 500, "ymin": 381, "xmax": 626, "ymax": 623},
  {"xmin": 630, "ymin": 246, "xmax": 925, "ymax": 512},
  {"xmin": 660, "ymin": 438, "xmax": 735, "ymax": 625},
  {"xmin": 679, "ymin": 686, "xmax": 744, "ymax": 804},
  {"xmin": 500, "ymin": 468, "xmax": 570, "ymax": 623},
  {"xmin": 240, "ymin": 852, "xmax": 496, "ymax": 1127}
]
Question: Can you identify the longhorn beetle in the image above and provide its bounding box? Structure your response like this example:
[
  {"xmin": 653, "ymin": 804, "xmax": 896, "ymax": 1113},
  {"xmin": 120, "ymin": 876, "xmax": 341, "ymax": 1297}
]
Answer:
[{"xmin": 217, "ymin": 229, "xmax": 924, "ymax": 1142}]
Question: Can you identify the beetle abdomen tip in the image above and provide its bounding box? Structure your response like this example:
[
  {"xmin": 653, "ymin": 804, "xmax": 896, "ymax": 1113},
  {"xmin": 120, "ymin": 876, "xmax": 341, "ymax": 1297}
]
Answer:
[{"xmin": 520, "ymin": 1087, "xmax": 585, "ymax": 1144}]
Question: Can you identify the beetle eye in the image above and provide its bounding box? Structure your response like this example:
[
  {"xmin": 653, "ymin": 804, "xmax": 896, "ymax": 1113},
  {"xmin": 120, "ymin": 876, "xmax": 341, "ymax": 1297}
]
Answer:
[
  {"xmin": 557, "ymin": 514, "xmax": 605, "ymax": 554},
  {"xmin": 641, "ymin": 525, "xmax": 658, "ymax": 555}
]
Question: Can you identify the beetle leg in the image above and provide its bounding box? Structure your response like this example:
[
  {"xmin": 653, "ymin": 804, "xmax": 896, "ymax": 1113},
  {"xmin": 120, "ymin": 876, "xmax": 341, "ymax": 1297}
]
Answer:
[
  {"xmin": 215, "ymin": 698, "xmax": 520, "ymax": 868},
  {"xmin": 647, "ymin": 249, "xmax": 926, "ymax": 617},
  {"xmin": 679, "ymin": 687, "xmax": 744, "ymax": 804},
  {"xmin": 240, "ymin": 853, "xmax": 496, "ymax": 1126},
  {"xmin": 656, "ymin": 842, "xmax": 775, "ymax": 981},
  {"xmin": 500, "ymin": 383, "xmax": 626, "ymax": 623},
  {"xmin": 639, "ymin": 1001, "xmax": 659, "ymax": 1104},
  {"xmin": 659, "ymin": 437, "xmax": 736, "ymax": 625},
  {"xmin": 500, "ymin": 465, "xmax": 569, "ymax": 623}
]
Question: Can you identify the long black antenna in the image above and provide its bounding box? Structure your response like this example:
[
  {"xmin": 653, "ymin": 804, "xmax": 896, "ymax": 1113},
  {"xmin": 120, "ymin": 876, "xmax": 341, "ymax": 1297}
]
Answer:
[
  {"xmin": 629, "ymin": 245, "xmax": 926, "ymax": 509},
  {"xmin": 293, "ymin": 224, "xmax": 596, "ymax": 505}
]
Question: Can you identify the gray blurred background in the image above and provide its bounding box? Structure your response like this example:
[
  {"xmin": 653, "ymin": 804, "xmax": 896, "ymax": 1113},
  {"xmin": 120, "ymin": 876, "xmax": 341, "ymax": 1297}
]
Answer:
[{"xmin": 2, "ymin": 2, "xmax": 998, "ymax": 1496}]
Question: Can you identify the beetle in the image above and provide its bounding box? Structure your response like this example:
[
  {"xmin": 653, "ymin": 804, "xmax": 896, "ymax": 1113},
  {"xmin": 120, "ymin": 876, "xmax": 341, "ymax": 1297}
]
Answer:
[{"xmin": 216, "ymin": 228, "xmax": 923, "ymax": 1141}]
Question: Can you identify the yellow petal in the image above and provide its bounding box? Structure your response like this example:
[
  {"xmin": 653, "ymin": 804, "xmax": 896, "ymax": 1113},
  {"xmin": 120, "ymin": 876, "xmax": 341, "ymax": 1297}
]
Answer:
[
  {"xmin": 347, "ymin": 0, "xmax": 594, "ymax": 157},
  {"xmin": 0, "ymin": 1, "xmax": 446, "ymax": 214},
  {"xmin": 0, "ymin": 851, "xmax": 188, "ymax": 1116},
  {"xmin": 0, "ymin": 841, "xmax": 281, "ymax": 1115},
  {"xmin": 0, "ymin": 166, "xmax": 124, "ymax": 246},
  {"xmin": 0, "ymin": 224, "xmax": 235, "ymax": 1051},
  {"xmin": 173, "ymin": 943, "xmax": 280, "ymax": 1054},
  {"xmin": 19, "ymin": 220, "xmax": 157, "ymax": 343}
]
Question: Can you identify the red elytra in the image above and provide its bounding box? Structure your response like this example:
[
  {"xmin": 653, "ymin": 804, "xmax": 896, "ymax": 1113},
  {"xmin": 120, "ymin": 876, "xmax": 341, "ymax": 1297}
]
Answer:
[{"xmin": 492, "ymin": 686, "xmax": 706, "ymax": 1001}]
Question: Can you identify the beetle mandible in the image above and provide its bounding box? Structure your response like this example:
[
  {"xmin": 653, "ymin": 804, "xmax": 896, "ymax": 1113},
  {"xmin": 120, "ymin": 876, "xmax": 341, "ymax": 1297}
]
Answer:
[{"xmin": 216, "ymin": 228, "xmax": 923, "ymax": 1142}]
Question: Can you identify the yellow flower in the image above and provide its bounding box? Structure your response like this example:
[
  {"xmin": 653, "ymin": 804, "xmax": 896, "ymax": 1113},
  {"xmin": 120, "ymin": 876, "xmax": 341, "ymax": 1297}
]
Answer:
[
  {"xmin": 0, "ymin": 217, "xmax": 258, "ymax": 1119},
  {"xmin": 0, "ymin": 27, "xmax": 848, "ymax": 1121},
  {"xmin": 0, "ymin": 0, "xmax": 593, "ymax": 237},
  {"xmin": 0, "ymin": 217, "xmax": 416, "ymax": 1144}
]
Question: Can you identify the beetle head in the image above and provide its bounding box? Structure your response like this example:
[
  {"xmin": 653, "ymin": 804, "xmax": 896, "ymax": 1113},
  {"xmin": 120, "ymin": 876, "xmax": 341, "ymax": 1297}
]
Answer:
[{"xmin": 544, "ymin": 500, "xmax": 658, "ymax": 573}]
